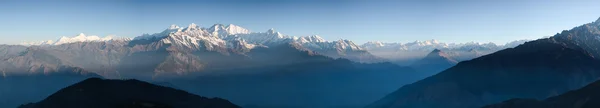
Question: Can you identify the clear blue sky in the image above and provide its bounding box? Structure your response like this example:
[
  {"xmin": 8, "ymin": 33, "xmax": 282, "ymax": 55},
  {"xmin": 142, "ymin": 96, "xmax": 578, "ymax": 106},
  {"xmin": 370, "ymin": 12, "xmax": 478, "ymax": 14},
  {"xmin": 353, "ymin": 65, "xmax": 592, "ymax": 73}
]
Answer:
[{"xmin": 0, "ymin": 0, "xmax": 599, "ymax": 44}]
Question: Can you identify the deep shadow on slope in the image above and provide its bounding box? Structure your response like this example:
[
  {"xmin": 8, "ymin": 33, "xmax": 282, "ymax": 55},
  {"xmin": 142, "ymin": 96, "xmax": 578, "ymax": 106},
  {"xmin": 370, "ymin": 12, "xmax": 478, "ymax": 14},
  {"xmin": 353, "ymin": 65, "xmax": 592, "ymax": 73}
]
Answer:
[
  {"xmin": 367, "ymin": 38, "xmax": 600, "ymax": 108},
  {"xmin": 18, "ymin": 78, "xmax": 240, "ymax": 108},
  {"xmin": 483, "ymin": 79, "xmax": 600, "ymax": 108}
]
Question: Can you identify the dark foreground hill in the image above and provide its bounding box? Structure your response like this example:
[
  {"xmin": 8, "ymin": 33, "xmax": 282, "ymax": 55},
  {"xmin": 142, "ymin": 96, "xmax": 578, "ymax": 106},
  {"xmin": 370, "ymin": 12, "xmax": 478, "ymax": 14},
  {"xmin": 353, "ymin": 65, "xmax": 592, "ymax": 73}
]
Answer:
[
  {"xmin": 18, "ymin": 78, "xmax": 240, "ymax": 108},
  {"xmin": 483, "ymin": 79, "xmax": 600, "ymax": 108}
]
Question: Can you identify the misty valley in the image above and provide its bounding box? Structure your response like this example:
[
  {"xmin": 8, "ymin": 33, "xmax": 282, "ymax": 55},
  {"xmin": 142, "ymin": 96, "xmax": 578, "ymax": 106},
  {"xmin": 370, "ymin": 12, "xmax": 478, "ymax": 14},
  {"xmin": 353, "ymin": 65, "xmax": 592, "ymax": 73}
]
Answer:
[{"xmin": 2, "ymin": 1, "xmax": 600, "ymax": 108}]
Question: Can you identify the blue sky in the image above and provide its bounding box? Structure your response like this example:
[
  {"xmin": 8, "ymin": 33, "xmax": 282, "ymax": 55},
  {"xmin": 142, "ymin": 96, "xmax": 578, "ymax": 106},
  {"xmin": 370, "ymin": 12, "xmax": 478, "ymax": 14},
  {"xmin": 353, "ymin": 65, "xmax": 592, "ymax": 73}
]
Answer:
[{"xmin": 0, "ymin": 0, "xmax": 599, "ymax": 44}]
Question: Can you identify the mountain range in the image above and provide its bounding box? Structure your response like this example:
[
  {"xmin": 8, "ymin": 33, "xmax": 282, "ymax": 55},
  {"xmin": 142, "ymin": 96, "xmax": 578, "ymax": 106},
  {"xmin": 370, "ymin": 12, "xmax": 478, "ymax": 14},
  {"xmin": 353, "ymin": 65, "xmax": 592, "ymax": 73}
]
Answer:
[
  {"xmin": 2, "ymin": 24, "xmax": 422, "ymax": 107},
  {"xmin": 367, "ymin": 17, "xmax": 600, "ymax": 108},
  {"xmin": 5, "ymin": 18, "xmax": 597, "ymax": 108},
  {"xmin": 19, "ymin": 24, "xmax": 529, "ymax": 65},
  {"xmin": 361, "ymin": 39, "xmax": 529, "ymax": 65}
]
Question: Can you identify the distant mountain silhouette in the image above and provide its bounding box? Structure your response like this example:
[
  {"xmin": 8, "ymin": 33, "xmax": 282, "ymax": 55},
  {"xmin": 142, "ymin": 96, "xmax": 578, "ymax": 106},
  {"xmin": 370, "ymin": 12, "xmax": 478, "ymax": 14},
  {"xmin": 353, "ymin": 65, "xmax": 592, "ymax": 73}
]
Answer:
[
  {"xmin": 18, "ymin": 78, "xmax": 240, "ymax": 108},
  {"xmin": 483, "ymin": 79, "xmax": 600, "ymax": 108},
  {"xmin": 410, "ymin": 49, "xmax": 458, "ymax": 77},
  {"xmin": 0, "ymin": 67, "xmax": 100, "ymax": 108},
  {"xmin": 368, "ymin": 18, "xmax": 600, "ymax": 108}
]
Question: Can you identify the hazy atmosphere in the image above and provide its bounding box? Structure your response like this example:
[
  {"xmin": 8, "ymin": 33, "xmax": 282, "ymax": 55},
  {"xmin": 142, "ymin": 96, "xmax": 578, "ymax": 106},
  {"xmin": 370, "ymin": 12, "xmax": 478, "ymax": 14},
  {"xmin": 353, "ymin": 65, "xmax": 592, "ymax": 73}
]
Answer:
[{"xmin": 2, "ymin": 0, "xmax": 600, "ymax": 108}]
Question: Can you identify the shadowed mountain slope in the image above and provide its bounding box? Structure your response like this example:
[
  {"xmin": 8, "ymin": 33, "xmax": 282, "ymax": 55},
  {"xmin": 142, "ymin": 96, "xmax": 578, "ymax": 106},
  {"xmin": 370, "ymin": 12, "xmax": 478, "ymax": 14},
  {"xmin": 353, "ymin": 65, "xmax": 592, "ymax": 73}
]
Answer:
[
  {"xmin": 368, "ymin": 24, "xmax": 600, "ymax": 108},
  {"xmin": 18, "ymin": 78, "xmax": 240, "ymax": 108},
  {"xmin": 483, "ymin": 79, "xmax": 600, "ymax": 108}
]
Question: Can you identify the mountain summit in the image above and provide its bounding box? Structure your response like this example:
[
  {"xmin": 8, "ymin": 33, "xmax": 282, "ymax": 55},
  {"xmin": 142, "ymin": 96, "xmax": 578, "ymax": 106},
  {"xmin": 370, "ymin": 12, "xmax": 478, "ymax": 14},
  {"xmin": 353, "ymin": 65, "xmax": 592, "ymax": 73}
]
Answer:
[
  {"xmin": 409, "ymin": 49, "xmax": 458, "ymax": 76},
  {"xmin": 424, "ymin": 49, "xmax": 456, "ymax": 62},
  {"xmin": 18, "ymin": 78, "xmax": 240, "ymax": 108}
]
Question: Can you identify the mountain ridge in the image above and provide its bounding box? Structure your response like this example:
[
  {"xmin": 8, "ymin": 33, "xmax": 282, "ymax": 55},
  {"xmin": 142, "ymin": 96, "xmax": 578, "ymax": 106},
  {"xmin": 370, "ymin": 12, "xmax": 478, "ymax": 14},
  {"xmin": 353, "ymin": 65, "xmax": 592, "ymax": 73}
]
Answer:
[
  {"xmin": 18, "ymin": 78, "xmax": 240, "ymax": 108},
  {"xmin": 368, "ymin": 17, "xmax": 600, "ymax": 108}
]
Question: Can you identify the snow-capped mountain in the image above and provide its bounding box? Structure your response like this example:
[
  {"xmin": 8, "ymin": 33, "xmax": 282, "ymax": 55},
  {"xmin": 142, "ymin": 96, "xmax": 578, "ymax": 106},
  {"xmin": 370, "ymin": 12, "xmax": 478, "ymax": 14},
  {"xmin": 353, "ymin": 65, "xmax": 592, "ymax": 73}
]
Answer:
[
  {"xmin": 131, "ymin": 23, "xmax": 382, "ymax": 62},
  {"xmin": 19, "ymin": 40, "xmax": 55, "ymax": 46},
  {"xmin": 362, "ymin": 39, "xmax": 528, "ymax": 52},
  {"xmin": 20, "ymin": 33, "xmax": 129, "ymax": 46},
  {"xmin": 6, "ymin": 23, "xmax": 386, "ymax": 78},
  {"xmin": 361, "ymin": 39, "xmax": 530, "ymax": 65}
]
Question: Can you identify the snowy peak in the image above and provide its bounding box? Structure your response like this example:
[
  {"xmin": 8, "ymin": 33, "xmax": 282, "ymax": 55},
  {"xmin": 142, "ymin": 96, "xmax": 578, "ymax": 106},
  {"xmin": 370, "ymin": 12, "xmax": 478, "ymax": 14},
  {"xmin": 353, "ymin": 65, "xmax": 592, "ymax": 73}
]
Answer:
[
  {"xmin": 267, "ymin": 28, "xmax": 277, "ymax": 34},
  {"xmin": 334, "ymin": 39, "xmax": 363, "ymax": 50},
  {"xmin": 19, "ymin": 40, "xmax": 55, "ymax": 46},
  {"xmin": 169, "ymin": 24, "xmax": 181, "ymax": 30},
  {"xmin": 208, "ymin": 24, "xmax": 250, "ymax": 37},
  {"xmin": 76, "ymin": 33, "xmax": 86, "ymax": 37},
  {"xmin": 225, "ymin": 24, "xmax": 250, "ymax": 34},
  {"xmin": 21, "ymin": 33, "xmax": 127, "ymax": 46},
  {"xmin": 182, "ymin": 23, "xmax": 202, "ymax": 32},
  {"xmin": 421, "ymin": 39, "xmax": 440, "ymax": 45},
  {"xmin": 364, "ymin": 41, "xmax": 386, "ymax": 47},
  {"xmin": 296, "ymin": 35, "xmax": 326, "ymax": 43},
  {"xmin": 54, "ymin": 33, "xmax": 112, "ymax": 45}
]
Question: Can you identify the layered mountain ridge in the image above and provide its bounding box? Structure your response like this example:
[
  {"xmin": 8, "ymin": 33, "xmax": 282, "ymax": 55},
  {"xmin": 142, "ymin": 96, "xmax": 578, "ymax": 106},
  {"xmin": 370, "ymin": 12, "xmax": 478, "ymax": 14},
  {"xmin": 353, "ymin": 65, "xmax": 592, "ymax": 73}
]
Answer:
[
  {"xmin": 361, "ymin": 39, "xmax": 529, "ymax": 65},
  {"xmin": 368, "ymin": 17, "xmax": 600, "ymax": 108},
  {"xmin": 1, "ymin": 24, "xmax": 423, "ymax": 107},
  {"xmin": 7, "ymin": 24, "xmax": 387, "ymax": 78}
]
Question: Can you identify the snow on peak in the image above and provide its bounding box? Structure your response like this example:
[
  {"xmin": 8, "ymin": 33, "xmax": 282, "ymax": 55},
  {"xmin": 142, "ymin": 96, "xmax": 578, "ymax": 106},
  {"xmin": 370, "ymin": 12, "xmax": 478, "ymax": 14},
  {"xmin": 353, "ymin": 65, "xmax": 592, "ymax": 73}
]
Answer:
[
  {"xmin": 334, "ymin": 39, "xmax": 363, "ymax": 50},
  {"xmin": 414, "ymin": 39, "xmax": 440, "ymax": 45},
  {"xmin": 169, "ymin": 24, "xmax": 181, "ymax": 30},
  {"xmin": 186, "ymin": 23, "xmax": 199, "ymax": 30},
  {"xmin": 53, "ymin": 33, "xmax": 118, "ymax": 45},
  {"xmin": 225, "ymin": 24, "xmax": 250, "ymax": 34},
  {"xmin": 296, "ymin": 35, "xmax": 326, "ymax": 43},
  {"xmin": 76, "ymin": 33, "xmax": 86, "ymax": 37},
  {"xmin": 134, "ymin": 25, "xmax": 186, "ymax": 40},
  {"xmin": 208, "ymin": 24, "xmax": 250, "ymax": 37},
  {"xmin": 363, "ymin": 41, "xmax": 386, "ymax": 47},
  {"xmin": 20, "ymin": 40, "xmax": 55, "ymax": 46},
  {"xmin": 267, "ymin": 28, "xmax": 276, "ymax": 34},
  {"xmin": 21, "ymin": 33, "xmax": 126, "ymax": 46}
]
